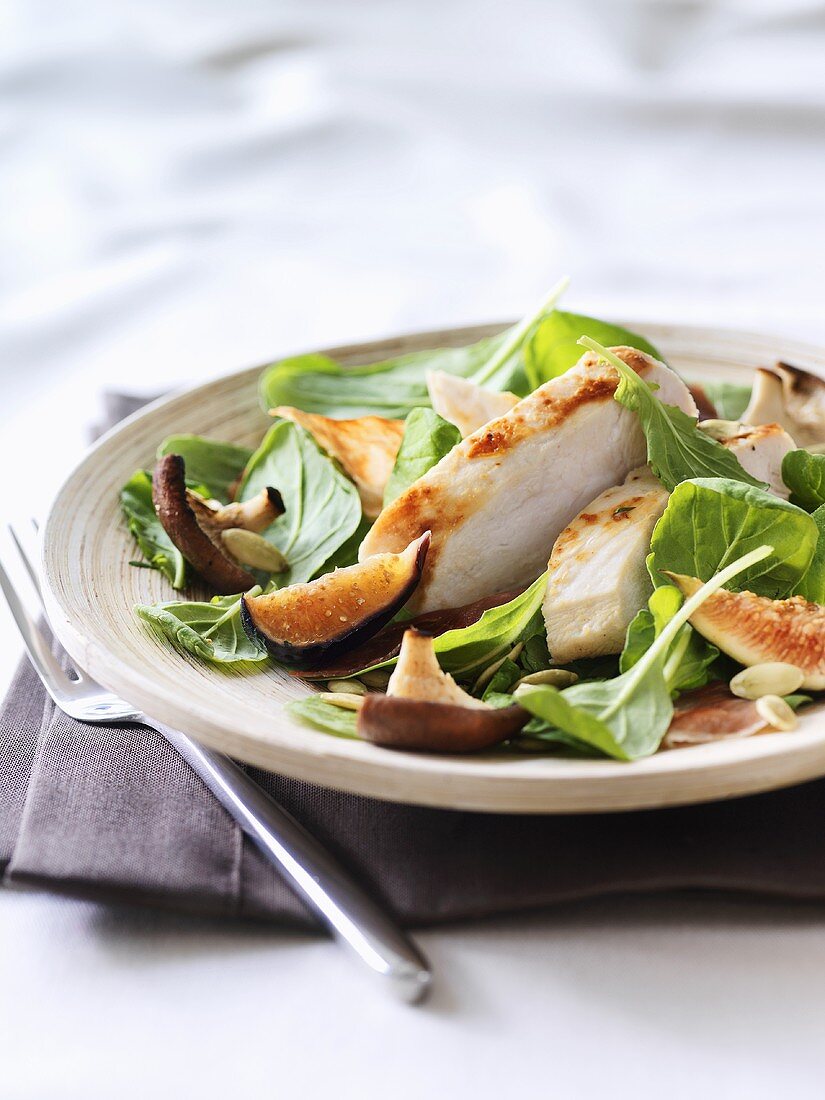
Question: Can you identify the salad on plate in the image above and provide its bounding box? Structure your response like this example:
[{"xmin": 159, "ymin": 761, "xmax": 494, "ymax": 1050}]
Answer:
[{"xmin": 120, "ymin": 280, "xmax": 825, "ymax": 760}]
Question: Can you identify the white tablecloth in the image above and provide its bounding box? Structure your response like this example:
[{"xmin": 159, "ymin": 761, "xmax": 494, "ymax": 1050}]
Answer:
[{"xmin": 2, "ymin": 1, "xmax": 825, "ymax": 1095}]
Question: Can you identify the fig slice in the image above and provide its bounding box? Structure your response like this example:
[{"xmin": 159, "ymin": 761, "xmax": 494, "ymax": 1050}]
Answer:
[
  {"xmin": 665, "ymin": 571, "xmax": 825, "ymax": 690},
  {"xmin": 270, "ymin": 406, "xmax": 404, "ymax": 519},
  {"xmin": 293, "ymin": 588, "xmax": 523, "ymax": 680},
  {"xmin": 240, "ymin": 532, "xmax": 430, "ymax": 667},
  {"xmin": 357, "ymin": 629, "xmax": 528, "ymax": 752},
  {"xmin": 153, "ymin": 453, "xmax": 261, "ymax": 594}
]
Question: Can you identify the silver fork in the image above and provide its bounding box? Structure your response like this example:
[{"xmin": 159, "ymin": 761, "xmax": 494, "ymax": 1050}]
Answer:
[{"xmin": 0, "ymin": 522, "xmax": 432, "ymax": 1004}]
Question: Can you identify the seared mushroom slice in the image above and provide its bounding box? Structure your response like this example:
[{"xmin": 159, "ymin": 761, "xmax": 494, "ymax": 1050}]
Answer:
[
  {"xmin": 241, "ymin": 533, "xmax": 430, "ymax": 667},
  {"xmin": 666, "ymin": 571, "xmax": 825, "ymax": 690},
  {"xmin": 743, "ymin": 362, "xmax": 825, "ymax": 447},
  {"xmin": 357, "ymin": 629, "xmax": 528, "ymax": 752},
  {"xmin": 152, "ymin": 453, "xmax": 283, "ymax": 594},
  {"xmin": 188, "ymin": 486, "xmax": 284, "ymax": 535}
]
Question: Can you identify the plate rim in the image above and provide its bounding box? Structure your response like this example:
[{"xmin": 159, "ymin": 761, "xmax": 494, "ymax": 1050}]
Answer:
[{"xmin": 40, "ymin": 317, "xmax": 825, "ymax": 814}]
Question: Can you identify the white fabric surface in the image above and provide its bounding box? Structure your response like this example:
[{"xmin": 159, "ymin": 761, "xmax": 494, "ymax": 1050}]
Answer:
[{"xmin": 2, "ymin": 1, "xmax": 825, "ymax": 1095}]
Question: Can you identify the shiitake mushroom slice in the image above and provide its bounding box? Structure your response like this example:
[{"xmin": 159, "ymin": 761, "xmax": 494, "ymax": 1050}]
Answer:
[
  {"xmin": 358, "ymin": 696, "xmax": 528, "ymax": 753},
  {"xmin": 152, "ymin": 453, "xmax": 283, "ymax": 594},
  {"xmin": 241, "ymin": 532, "xmax": 430, "ymax": 667},
  {"xmin": 356, "ymin": 629, "xmax": 527, "ymax": 752}
]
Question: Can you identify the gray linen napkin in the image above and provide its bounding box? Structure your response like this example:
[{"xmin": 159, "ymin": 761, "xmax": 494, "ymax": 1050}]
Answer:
[{"xmin": 3, "ymin": 391, "xmax": 825, "ymax": 927}]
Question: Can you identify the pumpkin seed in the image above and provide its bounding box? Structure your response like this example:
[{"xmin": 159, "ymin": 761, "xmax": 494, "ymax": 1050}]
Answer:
[
  {"xmin": 359, "ymin": 668, "xmax": 392, "ymax": 690},
  {"xmin": 755, "ymin": 694, "xmax": 798, "ymax": 732},
  {"xmin": 514, "ymin": 668, "xmax": 579, "ymax": 690},
  {"xmin": 472, "ymin": 642, "xmax": 524, "ymax": 694},
  {"xmin": 698, "ymin": 419, "xmax": 745, "ymax": 441},
  {"xmin": 221, "ymin": 528, "xmax": 288, "ymax": 573},
  {"xmin": 318, "ymin": 692, "xmax": 364, "ymax": 711},
  {"xmin": 328, "ymin": 679, "xmax": 367, "ymax": 696},
  {"xmin": 729, "ymin": 662, "xmax": 804, "ymax": 701}
]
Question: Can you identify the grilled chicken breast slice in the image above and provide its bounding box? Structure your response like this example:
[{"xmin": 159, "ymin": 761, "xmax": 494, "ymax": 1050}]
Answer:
[
  {"xmin": 716, "ymin": 422, "xmax": 795, "ymax": 498},
  {"xmin": 360, "ymin": 347, "xmax": 696, "ymax": 613},
  {"xmin": 544, "ymin": 422, "xmax": 797, "ymax": 662},
  {"xmin": 543, "ymin": 467, "xmax": 669, "ymax": 663}
]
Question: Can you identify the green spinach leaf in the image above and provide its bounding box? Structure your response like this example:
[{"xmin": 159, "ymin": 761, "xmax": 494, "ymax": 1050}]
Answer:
[
  {"xmin": 781, "ymin": 449, "xmax": 825, "ymax": 511},
  {"xmin": 157, "ymin": 435, "xmax": 253, "ymax": 504},
  {"xmin": 258, "ymin": 337, "xmax": 526, "ymax": 420},
  {"xmin": 287, "ymin": 696, "xmax": 359, "ymax": 738},
  {"xmin": 120, "ymin": 470, "xmax": 187, "ymax": 589},
  {"xmin": 349, "ymin": 572, "xmax": 548, "ymax": 681},
  {"xmin": 525, "ymin": 310, "xmax": 661, "ymax": 389},
  {"xmin": 136, "ymin": 591, "xmax": 267, "ymax": 664},
  {"xmin": 648, "ymin": 478, "xmax": 817, "ymax": 598},
  {"xmin": 238, "ymin": 420, "xmax": 362, "ymax": 586},
  {"xmin": 383, "ymin": 408, "xmax": 461, "ymax": 506},
  {"xmin": 698, "ymin": 381, "xmax": 752, "ymax": 420},
  {"xmin": 257, "ymin": 281, "xmax": 571, "ymax": 419},
  {"xmin": 620, "ymin": 584, "xmax": 719, "ymax": 693},
  {"xmin": 515, "ymin": 546, "xmax": 771, "ymax": 760},
  {"xmin": 579, "ymin": 338, "xmax": 764, "ymax": 492},
  {"xmin": 794, "ymin": 504, "xmax": 825, "ymax": 603}
]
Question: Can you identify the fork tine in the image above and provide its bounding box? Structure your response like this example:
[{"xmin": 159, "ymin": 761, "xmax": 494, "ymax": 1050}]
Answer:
[
  {"xmin": 0, "ymin": 550, "xmax": 77, "ymax": 705},
  {"xmin": 8, "ymin": 524, "xmax": 43, "ymax": 601}
]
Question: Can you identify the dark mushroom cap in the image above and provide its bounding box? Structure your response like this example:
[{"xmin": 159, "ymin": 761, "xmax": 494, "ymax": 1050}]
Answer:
[
  {"xmin": 152, "ymin": 453, "xmax": 256, "ymax": 594},
  {"xmin": 358, "ymin": 695, "xmax": 528, "ymax": 753}
]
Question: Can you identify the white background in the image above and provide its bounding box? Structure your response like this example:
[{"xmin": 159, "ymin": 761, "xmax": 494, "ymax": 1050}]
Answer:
[{"xmin": 2, "ymin": 1, "xmax": 825, "ymax": 1096}]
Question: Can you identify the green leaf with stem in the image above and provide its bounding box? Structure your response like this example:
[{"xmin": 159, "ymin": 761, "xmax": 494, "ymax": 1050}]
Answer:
[
  {"xmin": 515, "ymin": 545, "xmax": 773, "ymax": 760},
  {"xmin": 472, "ymin": 276, "xmax": 570, "ymax": 386},
  {"xmin": 578, "ymin": 337, "xmax": 765, "ymax": 492}
]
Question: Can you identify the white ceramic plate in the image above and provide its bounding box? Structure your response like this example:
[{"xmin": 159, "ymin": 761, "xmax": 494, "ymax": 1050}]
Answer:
[{"xmin": 41, "ymin": 320, "xmax": 825, "ymax": 813}]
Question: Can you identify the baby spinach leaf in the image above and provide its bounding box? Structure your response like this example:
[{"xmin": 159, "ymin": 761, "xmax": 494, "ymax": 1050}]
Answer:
[
  {"xmin": 238, "ymin": 420, "xmax": 362, "ymax": 587},
  {"xmin": 621, "ymin": 585, "xmax": 719, "ymax": 694},
  {"xmin": 698, "ymin": 381, "xmax": 752, "ymax": 420},
  {"xmin": 258, "ymin": 281, "xmax": 571, "ymax": 419},
  {"xmin": 648, "ymin": 478, "xmax": 817, "ymax": 598},
  {"xmin": 525, "ymin": 310, "xmax": 661, "ymax": 389},
  {"xmin": 516, "ymin": 546, "xmax": 772, "ymax": 760},
  {"xmin": 135, "ymin": 591, "xmax": 267, "ymax": 664},
  {"xmin": 120, "ymin": 470, "xmax": 187, "ymax": 589},
  {"xmin": 287, "ymin": 696, "xmax": 359, "ymax": 738},
  {"xmin": 579, "ymin": 338, "xmax": 764, "ymax": 492},
  {"xmin": 793, "ymin": 504, "xmax": 825, "ymax": 604},
  {"xmin": 781, "ymin": 449, "xmax": 825, "ymax": 511},
  {"xmin": 433, "ymin": 574, "xmax": 548, "ymax": 680},
  {"xmin": 156, "ymin": 435, "xmax": 253, "ymax": 504},
  {"xmin": 383, "ymin": 408, "xmax": 461, "ymax": 506},
  {"xmin": 258, "ymin": 336, "xmax": 527, "ymax": 421},
  {"xmin": 349, "ymin": 573, "xmax": 548, "ymax": 680}
]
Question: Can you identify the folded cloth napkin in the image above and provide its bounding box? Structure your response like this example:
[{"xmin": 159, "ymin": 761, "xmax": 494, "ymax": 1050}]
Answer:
[{"xmin": 3, "ymin": 392, "xmax": 825, "ymax": 928}]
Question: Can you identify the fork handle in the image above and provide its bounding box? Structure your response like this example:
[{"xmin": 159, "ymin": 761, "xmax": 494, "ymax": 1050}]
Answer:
[{"xmin": 144, "ymin": 718, "xmax": 431, "ymax": 1004}]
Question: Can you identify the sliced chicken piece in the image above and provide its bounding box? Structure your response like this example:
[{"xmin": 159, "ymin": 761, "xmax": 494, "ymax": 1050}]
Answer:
[
  {"xmin": 426, "ymin": 370, "xmax": 520, "ymax": 437},
  {"xmin": 270, "ymin": 406, "xmax": 404, "ymax": 518},
  {"xmin": 742, "ymin": 363, "xmax": 825, "ymax": 447},
  {"xmin": 716, "ymin": 422, "xmax": 795, "ymax": 498},
  {"xmin": 544, "ymin": 421, "xmax": 797, "ymax": 662},
  {"xmin": 543, "ymin": 467, "xmax": 670, "ymax": 662},
  {"xmin": 360, "ymin": 347, "xmax": 696, "ymax": 613}
]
